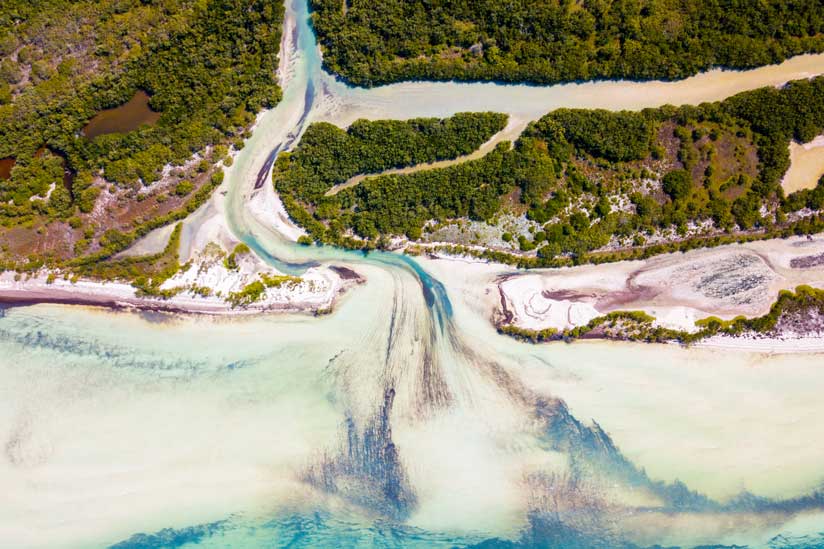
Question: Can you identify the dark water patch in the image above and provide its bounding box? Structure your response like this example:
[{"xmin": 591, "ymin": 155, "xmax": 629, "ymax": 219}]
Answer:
[
  {"xmin": 109, "ymin": 520, "xmax": 227, "ymax": 549},
  {"xmin": 111, "ymin": 512, "xmax": 492, "ymax": 547},
  {"xmin": 0, "ymin": 150, "xmax": 74, "ymax": 191},
  {"xmin": 0, "ymin": 309, "xmax": 264, "ymax": 374},
  {"xmin": 543, "ymin": 395, "xmax": 824, "ymax": 515},
  {"xmin": 329, "ymin": 265, "xmax": 361, "ymax": 280},
  {"xmin": 252, "ymin": 78, "xmax": 316, "ymax": 191},
  {"xmin": 537, "ymin": 397, "xmax": 716, "ymax": 513},
  {"xmin": 462, "ymin": 513, "xmax": 686, "ymax": 548},
  {"xmin": 224, "ymin": 359, "xmax": 257, "ymax": 371},
  {"xmin": 82, "ymin": 91, "xmax": 161, "ymax": 140},
  {"xmin": 768, "ymin": 533, "xmax": 824, "ymax": 548},
  {"xmin": 110, "ymin": 509, "xmax": 824, "ymax": 549},
  {"xmin": 0, "ymin": 157, "xmax": 14, "ymax": 180},
  {"xmin": 305, "ymin": 387, "xmax": 417, "ymax": 519},
  {"xmin": 0, "ymin": 320, "xmax": 211, "ymax": 374},
  {"xmin": 388, "ymin": 253, "xmax": 452, "ymax": 331},
  {"xmin": 136, "ymin": 309, "xmax": 179, "ymax": 324},
  {"xmin": 239, "ymin": 233, "xmax": 318, "ymax": 276},
  {"xmin": 255, "ymin": 144, "xmax": 282, "ymax": 190}
]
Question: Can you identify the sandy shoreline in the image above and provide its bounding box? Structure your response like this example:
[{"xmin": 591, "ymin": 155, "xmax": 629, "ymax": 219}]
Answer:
[
  {"xmin": 488, "ymin": 236, "xmax": 824, "ymax": 352},
  {"xmin": 5, "ymin": 234, "xmax": 824, "ymax": 356},
  {"xmin": 782, "ymin": 134, "xmax": 824, "ymax": 194},
  {"xmin": 497, "ymin": 236, "xmax": 824, "ymax": 329},
  {"xmin": 0, "ymin": 258, "xmax": 360, "ymax": 317},
  {"xmin": 692, "ymin": 332, "xmax": 824, "ymax": 353}
]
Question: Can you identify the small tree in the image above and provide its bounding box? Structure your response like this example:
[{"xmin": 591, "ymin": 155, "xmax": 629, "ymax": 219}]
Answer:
[{"xmin": 662, "ymin": 169, "xmax": 691, "ymax": 201}]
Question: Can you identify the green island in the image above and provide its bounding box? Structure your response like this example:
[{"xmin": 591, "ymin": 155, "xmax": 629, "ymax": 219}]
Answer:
[
  {"xmin": 310, "ymin": 0, "xmax": 824, "ymax": 86},
  {"xmin": 0, "ymin": 0, "xmax": 282, "ymax": 272},
  {"xmin": 276, "ymin": 76, "xmax": 824, "ymax": 268},
  {"xmin": 274, "ymin": 112, "xmax": 509, "ymax": 244}
]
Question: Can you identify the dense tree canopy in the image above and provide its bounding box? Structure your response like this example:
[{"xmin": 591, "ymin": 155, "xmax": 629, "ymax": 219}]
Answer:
[
  {"xmin": 276, "ymin": 75, "xmax": 824, "ymax": 263},
  {"xmin": 275, "ymin": 112, "xmax": 507, "ymax": 204},
  {"xmin": 311, "ymin": 0, "xmax": 824, "ymax": 86},
  {"xmin": 0, "ymin": 0, "xmax": 282, "ymax": 227}
]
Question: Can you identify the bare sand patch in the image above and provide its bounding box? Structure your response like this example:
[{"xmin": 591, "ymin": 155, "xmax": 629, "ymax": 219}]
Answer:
[
  {"xmin": 781, "ymin": 135, "xmax": 824, "ymax": 194},
  {"xmin": 497, "ymin": 236, "xmax": 824, "ymax": 334}
]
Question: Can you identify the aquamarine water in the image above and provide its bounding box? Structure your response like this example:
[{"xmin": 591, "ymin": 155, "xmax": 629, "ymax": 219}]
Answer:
[{"xmin": 3, "ymin": 0, "xmax": 824, "ymax": 546}]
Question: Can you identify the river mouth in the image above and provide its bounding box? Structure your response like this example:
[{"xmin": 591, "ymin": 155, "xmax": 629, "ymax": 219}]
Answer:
[
  {"xmin": 5, "ymin": 0, "xmax": 824, "ymax": 546},
  {"xmin": 81, "ymin": 90, "xmax": 161, "ymax": 139}
]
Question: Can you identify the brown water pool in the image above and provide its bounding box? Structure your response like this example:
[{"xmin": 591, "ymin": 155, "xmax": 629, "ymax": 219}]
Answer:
[
  {"xmin": 82, "ymin": 90, "xmax": 161, "ymax": 139},
  {"xmin": 0, "ymin": 157, "xmax": 15, "ymax": 180}
]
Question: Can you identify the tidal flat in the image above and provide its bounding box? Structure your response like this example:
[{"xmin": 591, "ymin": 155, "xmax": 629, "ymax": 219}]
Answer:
[{"xmin": 3, "ymin": 0, "xmax": 824, "ymax": 546}]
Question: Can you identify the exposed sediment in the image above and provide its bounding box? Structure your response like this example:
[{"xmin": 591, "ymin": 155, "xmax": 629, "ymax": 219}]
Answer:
[
  {"xmin": 494, "ymin": 236, "xmax": 824, "ymax": 349},
  {"xmin": 0, "ymin": 251, "xmax": 360, "ymax": 316}
]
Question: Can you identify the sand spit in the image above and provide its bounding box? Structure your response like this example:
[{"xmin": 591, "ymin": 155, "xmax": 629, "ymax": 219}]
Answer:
[
  {"xmin": 0, "ymin": 249, "xmax": 360, "ymax": 316},
  {"xmin": 495, "ymin": 236, "xmax": 824, "ymax": 349}
]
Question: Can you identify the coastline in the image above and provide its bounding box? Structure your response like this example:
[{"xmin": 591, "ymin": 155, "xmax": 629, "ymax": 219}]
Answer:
[
  {"xmin": 0, "ymin": 264, "xmax": 361, "ymax": 317},
  {"xmin": 692, "ymin": 332, "xmax": 824, "ymax": 353},
  {"xmin": 488, "ymin": 235, "xmax": 824, "ymax": 352}
]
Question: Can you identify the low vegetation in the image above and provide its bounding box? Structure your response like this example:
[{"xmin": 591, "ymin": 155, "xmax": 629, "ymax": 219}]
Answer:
[
  {"xmin": 227, "ymin": 273, "xmax": 302, "ymax": 307},
  {"xmin": 224, "ymin": 243, "xmax": 251, "ymax": 270},
  {"xmin": 71, "ymin": 222, "xmax": 185, "ymax": 299},
  {"xmin": 0, "ymin": 0, "xmax": 282, "ymax": 269}
]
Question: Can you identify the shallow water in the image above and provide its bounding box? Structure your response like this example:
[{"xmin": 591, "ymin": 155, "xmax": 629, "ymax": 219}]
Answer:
[
  {"xmin": 3, "ymin": 0, "xmax": 824, "ymax": 547},
  {"xmin": 82, "ymin": 91, "xmax": 161, "ymax": 140}
]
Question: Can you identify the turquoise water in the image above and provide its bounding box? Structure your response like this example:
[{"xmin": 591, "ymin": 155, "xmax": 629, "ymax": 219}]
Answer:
[{"xmin": 3, "ymin": 0, "xmax": 824, "ymax": 547}]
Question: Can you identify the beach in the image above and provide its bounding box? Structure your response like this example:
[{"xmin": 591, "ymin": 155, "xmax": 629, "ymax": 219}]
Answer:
[
  {"xmin": 0, "ymin": 256, "xmax": 355, "ymax": 316},
  {"xmin": 493, "ymin": 235, "xmax": 824, "ymax": 350}
]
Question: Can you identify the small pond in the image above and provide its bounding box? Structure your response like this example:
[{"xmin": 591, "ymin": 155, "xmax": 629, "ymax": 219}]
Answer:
[
  {"xmin": 82, "ymin": 90, "xmax": 161, "ymax": 139},
  {"xmin": 0, "ymin": 157, "xmax": 15, "ymax": 180}
]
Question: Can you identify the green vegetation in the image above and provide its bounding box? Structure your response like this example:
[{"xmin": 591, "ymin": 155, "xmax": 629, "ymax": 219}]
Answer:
[
  {"xmin": 224, "ymin": 243, "xmax": 251, "ymax": 270},
  {"xmin": 65, "ymin": 169, "xmax": 225, "ymax": 270},
  {"xmin": 499, "ymin": 311, "xmax": 659, "ymax": 343},
  {"xmin": 72, "ymin": 223, "xmax": 184, "ymax": 298},
  {"xmin": 410, "ymin": 208, "xmax": 824, "ymax": 269},
  {"xmin": 693, "ymin": 285, "xmax": 824, "ymax": 337},
  {"xmin": 273, "ymin": 112, "xmax": 508, "ymax": 241},
  {"xmin": 174, "ymin": 180, "xmax": 194, "ymax": 197},
  {"xmin": 0, "ymin": 0, "xmax": 282, "ymax": 267},
  {"xmin": 277, "ymin": 76, "xmax": 824, "ymax": 264},
  {"xmin": 227, "ymin": 273, "xmax": 302, "ymax": 307},
  {"xmin": 499, "ymin": 286, "xmax": 824, "ymax": 345},
  {"xmin": 310, "ymin": 0, "xmax": 824, "ymax": 86},
  {"xmin": 662, "ymin": 169, "xmax": 691, "ymax": 201},
  {"xmin": 275, "ymin": 112, "xmax": 507, "ymax": 202}
]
